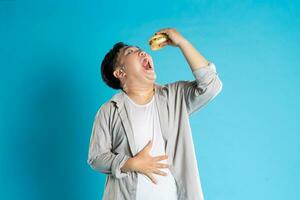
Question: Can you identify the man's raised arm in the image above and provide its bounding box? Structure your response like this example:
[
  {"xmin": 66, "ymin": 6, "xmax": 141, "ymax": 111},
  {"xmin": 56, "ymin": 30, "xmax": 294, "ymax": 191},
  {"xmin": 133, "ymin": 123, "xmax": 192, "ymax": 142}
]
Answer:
[
  {"xmin": 154, "ymin": 28, "xmax": 209, "ymax": 71},
  {"xmin": 154, "ymin": 28, "xmax": 223, "ymax": 115}
]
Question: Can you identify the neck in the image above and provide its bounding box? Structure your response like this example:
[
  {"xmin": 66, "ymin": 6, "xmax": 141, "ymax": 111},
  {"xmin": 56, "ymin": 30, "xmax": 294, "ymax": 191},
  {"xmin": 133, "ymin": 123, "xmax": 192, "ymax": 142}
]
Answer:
[{"xmin": 123, "ymin": 83, "xmax": 155, "ymax": 105}]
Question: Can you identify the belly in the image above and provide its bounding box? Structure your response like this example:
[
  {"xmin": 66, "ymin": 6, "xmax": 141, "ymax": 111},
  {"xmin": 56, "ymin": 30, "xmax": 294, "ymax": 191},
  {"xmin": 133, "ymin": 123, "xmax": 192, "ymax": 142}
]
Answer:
[{"xmin": 135, "ymin": 169, "xmax": 178, "ymax": 199}]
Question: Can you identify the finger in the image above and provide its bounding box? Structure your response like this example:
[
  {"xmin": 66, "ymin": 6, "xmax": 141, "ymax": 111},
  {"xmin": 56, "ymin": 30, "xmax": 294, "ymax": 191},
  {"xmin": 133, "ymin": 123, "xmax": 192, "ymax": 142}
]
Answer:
[
  {"xmin": 153, "ymin": 155, "xmax": 168, "ymax": 161},
  {"xmin": 155, "ymin": 163, "xmax": 170, "ymax": 168},
  {"xmin": 156, "ymin": 40, "xmax": 170, "ymax": 49},
  {"xmin": 153, "ymin": 169, "xmax": 168, "ymax": 176},
  {"xmin": 155, "ymin": 29, "xmax": 169, "ymax": 36},
  {"xmin": 155, "ymin": 32, "xmax": 168, "ymax": 37},
  {"xmin": 146, "ymin": 173, "xmax": 157, "ymax": 184},
  {"xmin": 142, "ymin": 140, "xmax": 153, "ymax": 151},
  {"xmin": 159, "ymin": 40, "xmax": 170, "ymax": 47},
  {"xmin": 155, "ymin": 28, "xmax": 171, "ymax": 34},
  {"xmin": 146, "ymin": 140, "xmax": 153, "ymax": 148}
]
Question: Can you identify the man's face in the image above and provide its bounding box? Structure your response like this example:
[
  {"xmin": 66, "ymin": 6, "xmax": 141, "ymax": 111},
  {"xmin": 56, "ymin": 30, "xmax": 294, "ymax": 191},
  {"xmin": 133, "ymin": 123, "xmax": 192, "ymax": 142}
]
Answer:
[{"xmin": 114, "ymin": 45, "xmax": 156, "ymax": 86}]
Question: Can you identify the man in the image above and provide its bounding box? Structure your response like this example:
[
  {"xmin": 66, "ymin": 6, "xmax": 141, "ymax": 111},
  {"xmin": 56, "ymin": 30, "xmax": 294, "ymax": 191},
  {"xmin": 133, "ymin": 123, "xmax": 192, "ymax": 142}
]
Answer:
[{"xmin": 87, "ymin": 28, "xmax": 223, "ymax": 200}]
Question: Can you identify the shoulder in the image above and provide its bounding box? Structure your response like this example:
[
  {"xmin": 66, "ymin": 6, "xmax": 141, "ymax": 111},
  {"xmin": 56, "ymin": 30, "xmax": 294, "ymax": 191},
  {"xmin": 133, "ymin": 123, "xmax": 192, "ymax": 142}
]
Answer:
[
  {"xmin": 93, "ymin": 99, "xmax": 115, "ymax": 122},
  {"xmin": 159, "ymin": 80, "xmax": 193, "ymax": 95}
]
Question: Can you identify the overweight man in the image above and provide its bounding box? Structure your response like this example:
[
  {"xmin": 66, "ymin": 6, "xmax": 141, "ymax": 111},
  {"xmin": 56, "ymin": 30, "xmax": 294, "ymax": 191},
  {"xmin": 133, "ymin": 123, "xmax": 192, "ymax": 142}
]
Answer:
[{"xmin": 87, "ymin": 28, "xmax": 223, "ymax": 200}]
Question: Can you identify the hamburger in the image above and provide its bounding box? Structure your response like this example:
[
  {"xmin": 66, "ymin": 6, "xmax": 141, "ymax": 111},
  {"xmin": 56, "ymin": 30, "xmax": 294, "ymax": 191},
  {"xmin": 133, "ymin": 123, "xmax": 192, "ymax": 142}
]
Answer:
[{"xmin": 148, "ymin": 33, "xmax": 169, "ymax": 50}]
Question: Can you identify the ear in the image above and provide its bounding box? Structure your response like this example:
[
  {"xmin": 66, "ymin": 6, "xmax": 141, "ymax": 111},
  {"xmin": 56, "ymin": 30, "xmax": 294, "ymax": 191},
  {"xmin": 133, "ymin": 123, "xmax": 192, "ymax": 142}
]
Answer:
[
  {"xmin": 113, "ymin": 68, "xmax": 125, "ymax": 79},
  {"xmin": 113, "ymin": 70, "xmax": 119, "ymax": 79}
]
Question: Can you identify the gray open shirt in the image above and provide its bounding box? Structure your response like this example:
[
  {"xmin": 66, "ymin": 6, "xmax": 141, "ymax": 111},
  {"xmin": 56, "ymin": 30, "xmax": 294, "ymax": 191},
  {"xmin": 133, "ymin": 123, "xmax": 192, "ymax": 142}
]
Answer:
[{"xmin": 87, "ymin": 62, "xmax": 223, "ymax": 200}]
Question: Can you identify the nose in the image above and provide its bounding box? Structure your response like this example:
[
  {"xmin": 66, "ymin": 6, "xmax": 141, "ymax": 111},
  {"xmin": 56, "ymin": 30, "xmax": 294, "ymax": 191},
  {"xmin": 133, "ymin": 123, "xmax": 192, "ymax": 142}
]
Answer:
[{"xmin": 139, "ymin": 50, "xmax": 146, "ymax": 57}]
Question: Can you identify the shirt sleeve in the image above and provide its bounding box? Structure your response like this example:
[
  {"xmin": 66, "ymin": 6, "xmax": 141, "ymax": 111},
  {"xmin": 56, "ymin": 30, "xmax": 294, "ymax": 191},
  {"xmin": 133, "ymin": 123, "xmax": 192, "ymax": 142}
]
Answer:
[
  {"xmin": 178, "ymin": 62, "xmax": 223, "ymax": 116},
  {"xmin": 87, "ymin": 106, "xmax": 131, "ymax": 179}
]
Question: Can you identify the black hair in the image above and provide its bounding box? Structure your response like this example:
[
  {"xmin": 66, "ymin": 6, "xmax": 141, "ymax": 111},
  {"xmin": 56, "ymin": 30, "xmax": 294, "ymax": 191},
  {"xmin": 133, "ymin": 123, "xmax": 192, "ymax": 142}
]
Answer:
[{"xmin": 100, "ymin": 42, "xmax": 129, "ymax": 90}]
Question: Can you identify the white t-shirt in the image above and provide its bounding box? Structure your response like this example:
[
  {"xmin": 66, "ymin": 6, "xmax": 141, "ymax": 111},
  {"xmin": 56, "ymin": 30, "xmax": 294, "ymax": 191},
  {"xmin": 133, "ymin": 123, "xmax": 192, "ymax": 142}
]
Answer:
[{"xmin": 124, "ymin": 93, "xmax": 178, "ymax": 200}]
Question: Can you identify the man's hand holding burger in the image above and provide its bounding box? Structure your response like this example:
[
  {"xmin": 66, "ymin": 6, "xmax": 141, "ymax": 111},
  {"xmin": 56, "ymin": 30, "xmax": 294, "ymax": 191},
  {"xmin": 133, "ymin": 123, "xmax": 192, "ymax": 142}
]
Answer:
[
  {"xmin": 149, "ymin": 27, "xmax": 209, "ymax": 71},
  {"xmin": 149, "ymin": 28, "xmax": 187, "ymax": 50}
]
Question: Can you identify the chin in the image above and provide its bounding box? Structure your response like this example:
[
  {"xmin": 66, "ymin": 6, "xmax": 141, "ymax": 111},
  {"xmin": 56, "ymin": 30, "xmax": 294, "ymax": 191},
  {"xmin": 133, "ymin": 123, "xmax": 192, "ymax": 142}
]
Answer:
[{"xmin": 145, "ymin": 76, "xmax": 156, "ymax": 84}]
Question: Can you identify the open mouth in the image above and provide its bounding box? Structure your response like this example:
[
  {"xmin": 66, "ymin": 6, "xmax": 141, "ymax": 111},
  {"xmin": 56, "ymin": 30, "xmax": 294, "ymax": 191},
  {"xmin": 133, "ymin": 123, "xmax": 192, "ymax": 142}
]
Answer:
[{"xmin": 142, "ymin": 58, "xmax": 153, "ymax": 71}]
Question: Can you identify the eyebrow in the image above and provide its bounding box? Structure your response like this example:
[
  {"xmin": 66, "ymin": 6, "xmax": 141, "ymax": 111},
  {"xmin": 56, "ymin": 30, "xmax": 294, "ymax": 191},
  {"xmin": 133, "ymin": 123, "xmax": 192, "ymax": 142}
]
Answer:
[{"xmin": 123, "ymin": 45, "xmax": 141, "ymax": 55}]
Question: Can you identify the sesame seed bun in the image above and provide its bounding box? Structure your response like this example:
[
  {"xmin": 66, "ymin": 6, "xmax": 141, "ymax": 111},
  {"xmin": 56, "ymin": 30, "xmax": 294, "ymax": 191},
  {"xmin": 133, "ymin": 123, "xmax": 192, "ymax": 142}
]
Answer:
[{"xmin": 148, "ymin": 33, "xmax": 169, "ymax": 50}]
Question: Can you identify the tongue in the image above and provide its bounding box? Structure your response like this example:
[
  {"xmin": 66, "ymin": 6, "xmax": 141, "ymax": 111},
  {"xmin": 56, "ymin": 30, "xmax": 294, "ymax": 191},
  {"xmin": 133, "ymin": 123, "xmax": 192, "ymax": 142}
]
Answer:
[
  {"xmin": 142, "ymin": 59, "xmax": 152, "ymax": 70},
  {"xmin": 142, "ymin": 59, "xmax": 148, "ymax": 67}
]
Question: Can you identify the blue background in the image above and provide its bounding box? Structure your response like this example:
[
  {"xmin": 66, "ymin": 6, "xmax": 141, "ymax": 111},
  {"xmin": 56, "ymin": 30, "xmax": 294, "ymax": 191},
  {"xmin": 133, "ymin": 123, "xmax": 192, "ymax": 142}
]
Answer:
[{"xmin": 1, "ymin": 0, "xmax": 299, "ymax": 199}]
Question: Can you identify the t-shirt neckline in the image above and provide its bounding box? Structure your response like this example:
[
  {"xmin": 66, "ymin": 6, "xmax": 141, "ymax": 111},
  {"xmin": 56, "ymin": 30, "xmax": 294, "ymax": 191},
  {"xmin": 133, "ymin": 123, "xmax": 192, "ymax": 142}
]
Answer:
[{"xmin": 125, "ymin": 94, "xmax": 155, "ymax": 107}]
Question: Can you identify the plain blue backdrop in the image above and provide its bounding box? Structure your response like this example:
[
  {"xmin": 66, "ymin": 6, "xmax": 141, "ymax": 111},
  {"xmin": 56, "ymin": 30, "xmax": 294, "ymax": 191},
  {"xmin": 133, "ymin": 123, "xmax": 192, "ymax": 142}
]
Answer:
[{"xmin": 1, "ymin": 0, "xmax": 299, "ymax": 200}]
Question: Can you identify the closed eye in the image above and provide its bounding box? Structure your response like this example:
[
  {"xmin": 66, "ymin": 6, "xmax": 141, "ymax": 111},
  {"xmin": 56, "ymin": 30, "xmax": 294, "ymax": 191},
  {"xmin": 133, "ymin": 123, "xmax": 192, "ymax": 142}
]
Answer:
[
  {"xmin": 126, "ymin": 47, "xmax": 142, "ymax": 56},
  {"xmin": 127, "ymin": 49, "xmax": 134, "ymax": 55}
]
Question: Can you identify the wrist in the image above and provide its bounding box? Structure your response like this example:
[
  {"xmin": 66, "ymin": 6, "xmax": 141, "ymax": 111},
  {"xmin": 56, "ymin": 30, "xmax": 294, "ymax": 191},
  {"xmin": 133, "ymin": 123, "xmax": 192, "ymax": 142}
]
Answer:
[
  {"xmin": 177, "ymin": 39, "xmax": 189, "ymax": 50},
  {"xmin": 177, "ymin": 38, "xmax": 189, "ymax": 48},
  {"xmin": 121, "ymin": 157, "xmax": 136, "ymax": 173}
]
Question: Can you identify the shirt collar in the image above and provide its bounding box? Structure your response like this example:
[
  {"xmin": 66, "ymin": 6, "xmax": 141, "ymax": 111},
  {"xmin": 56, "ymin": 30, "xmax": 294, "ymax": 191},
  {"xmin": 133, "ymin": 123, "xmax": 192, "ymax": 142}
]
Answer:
[{"xmin": 110, "ymin": 83, "xmax": 167, "ymax": 109}]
